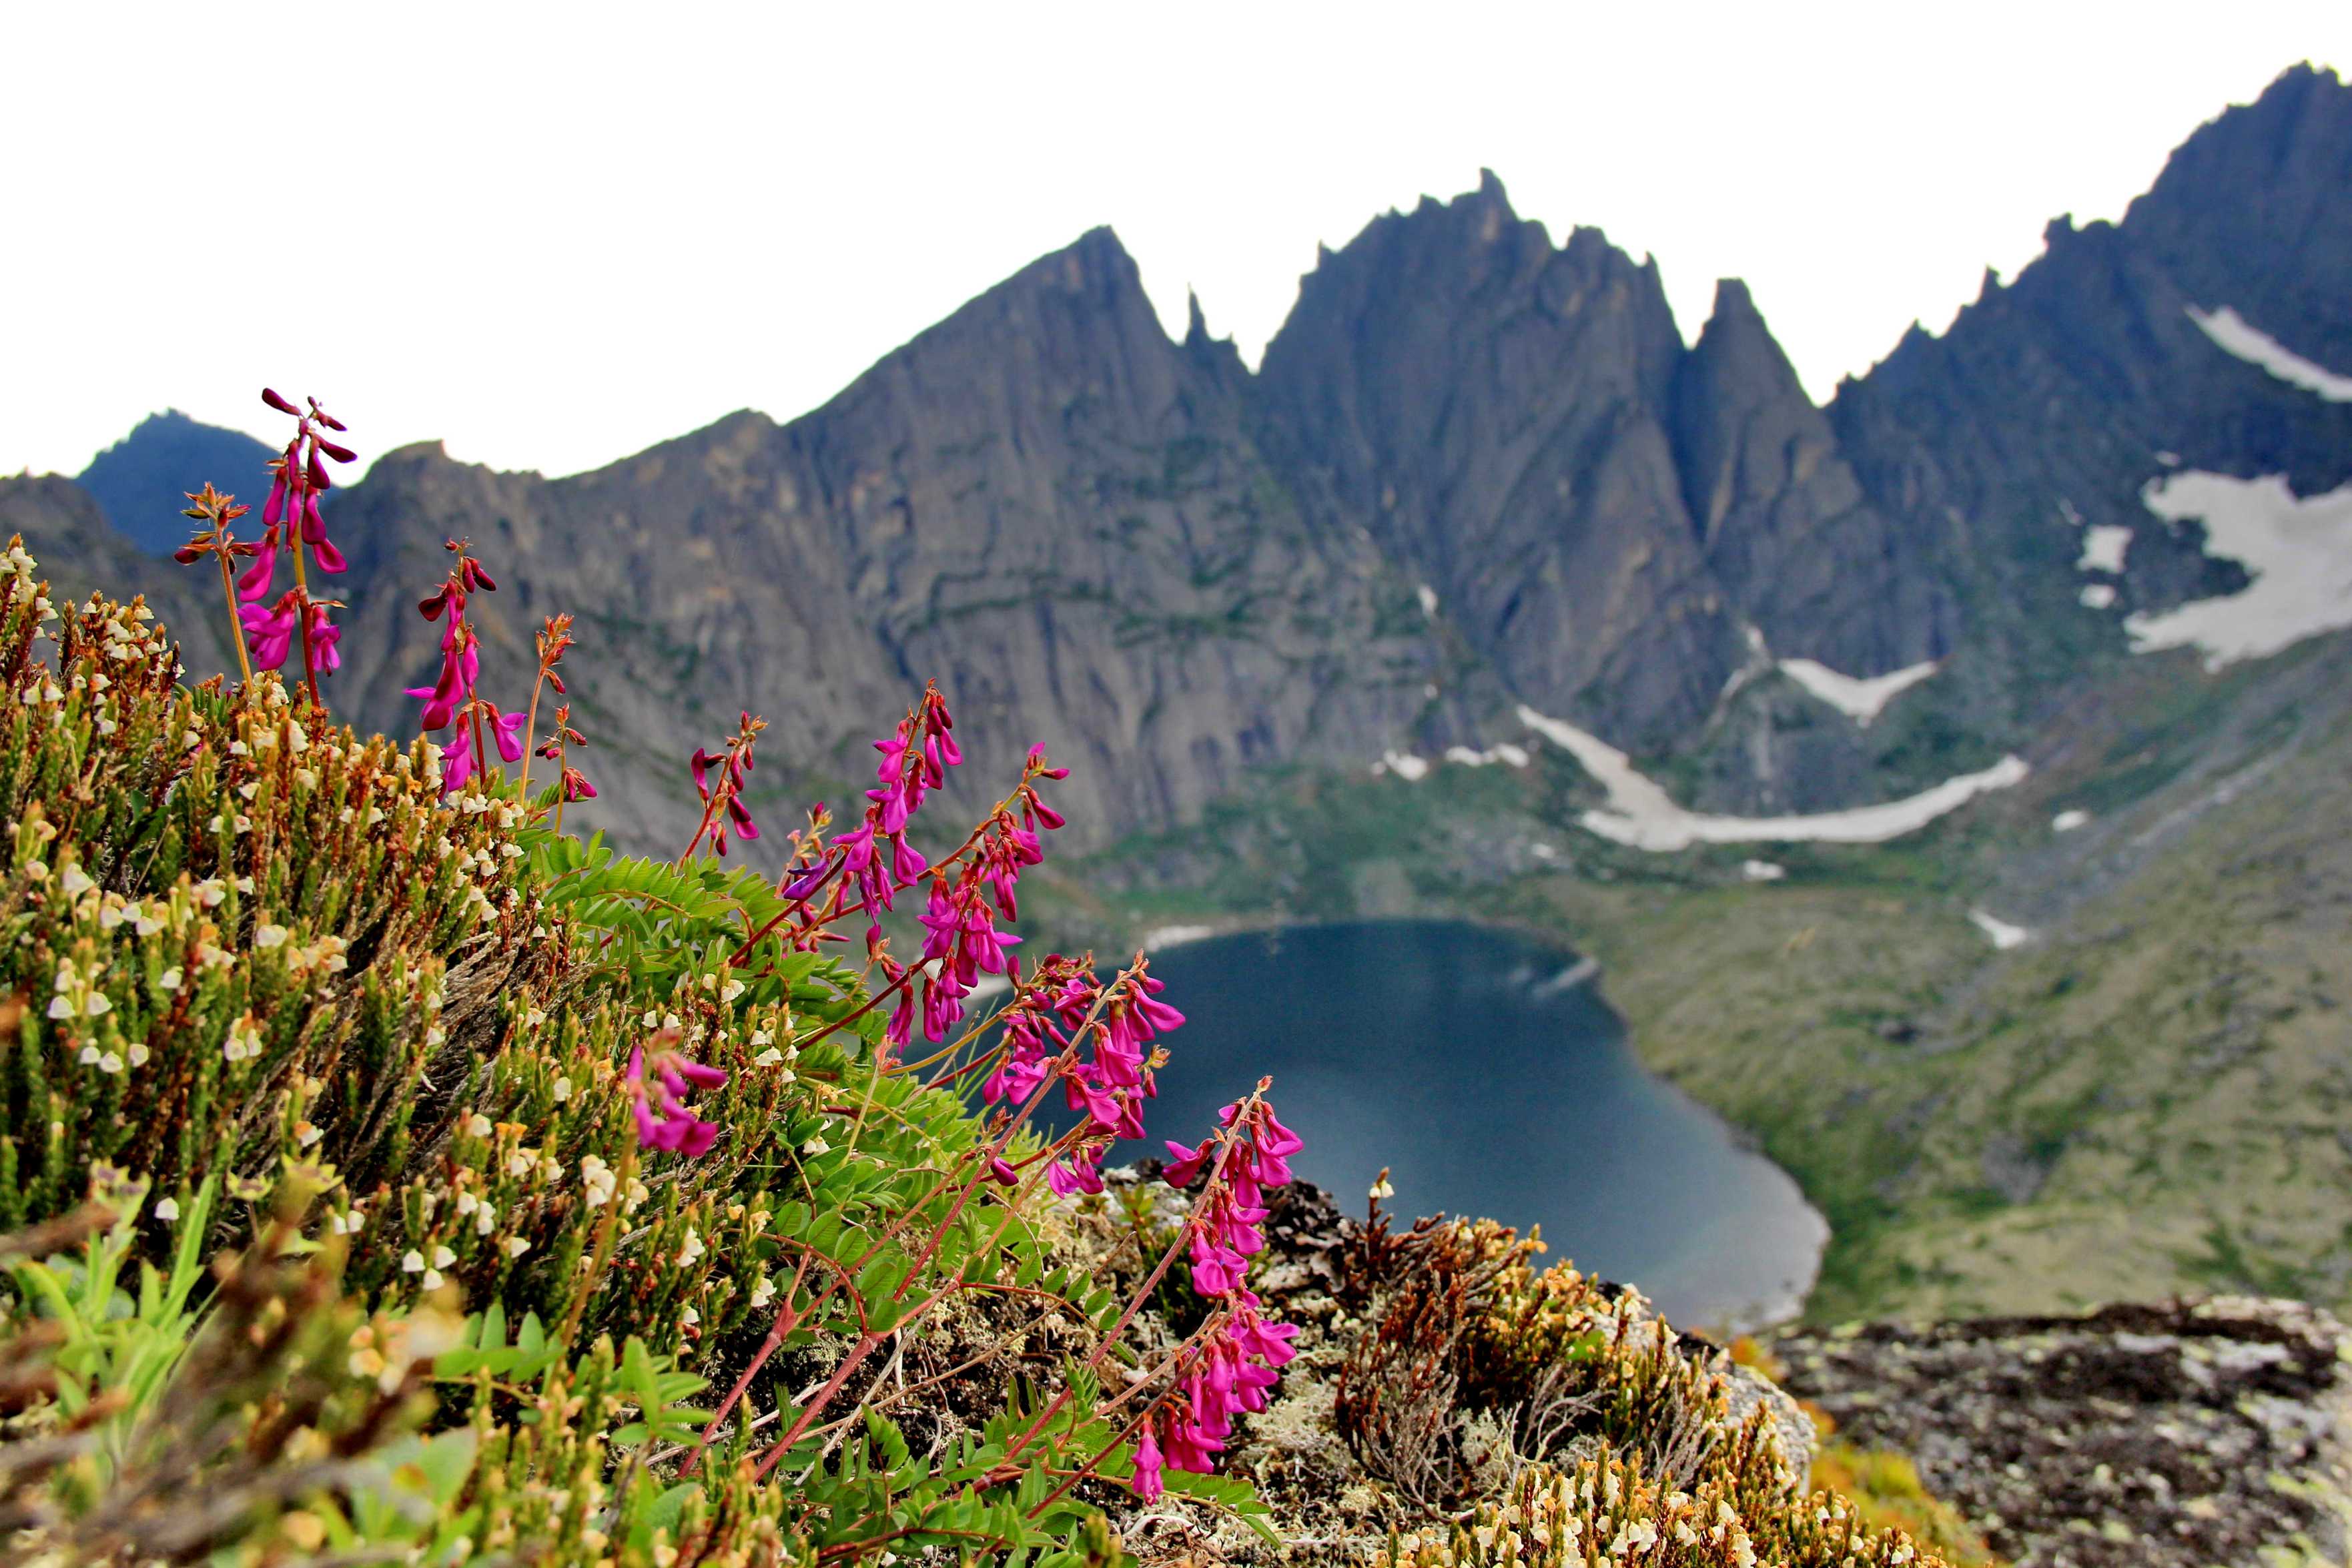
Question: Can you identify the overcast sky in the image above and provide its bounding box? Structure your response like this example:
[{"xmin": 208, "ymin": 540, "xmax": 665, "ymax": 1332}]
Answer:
[{"xmin": 5, "ymin": 3, "xmax": 2345, "ymax": 482}]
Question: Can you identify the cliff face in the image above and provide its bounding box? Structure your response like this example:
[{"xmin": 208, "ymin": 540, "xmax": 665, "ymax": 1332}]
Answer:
[
  {"xmin": 1251, "ymin": 173, "xmax": 1964, "ymax": 755},
  {"xmin": 195, "ymin": 231, "xmax": 1454, "ymax": 850},
  {"xmin": 8, "ymin": 67, "xmax": 2347, "ymax": 851},
  {"xmin": 1671, "ymin": 278, "xmax": 1954, "ymax": 677},
  {"xmin": 1254, "ymin": 173, "xmax": 1743, "ymax": 751}
]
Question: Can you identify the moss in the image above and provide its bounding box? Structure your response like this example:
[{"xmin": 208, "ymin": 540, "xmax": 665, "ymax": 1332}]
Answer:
[{"xmin": 1809, "ymin": 1437, "xmax": 2000, "ymax": 1567}]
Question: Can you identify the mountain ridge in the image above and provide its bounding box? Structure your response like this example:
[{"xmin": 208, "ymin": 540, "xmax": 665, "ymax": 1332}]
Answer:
[{"xmin": 7, "ymin": 63, "xmax": 2347, "ymax": 853}]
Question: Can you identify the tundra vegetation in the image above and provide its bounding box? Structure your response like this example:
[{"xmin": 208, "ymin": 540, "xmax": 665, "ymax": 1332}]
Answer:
[{"xmin": 0, "ymin": 391, "xmax": 1948, "ymax": 1565}]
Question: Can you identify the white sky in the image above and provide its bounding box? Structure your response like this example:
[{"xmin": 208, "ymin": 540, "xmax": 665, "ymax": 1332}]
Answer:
[{"xmin": 4, "ymin": 3, "xmax": 2345, "ymax": 481}]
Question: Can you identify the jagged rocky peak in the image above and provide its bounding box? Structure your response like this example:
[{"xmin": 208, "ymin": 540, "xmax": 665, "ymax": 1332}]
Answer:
[
  {"xmin": 888, "ymin": 225, "xmax": 1185, "ymax": 418},
  {"xmin": 2125, "ymin": 63, "xmax": 2352, "ymax": 366},
  {"xmin": 1255, "ymin": 173, "xmax": 1949, "ymax": 748},
  {"xmin": 76, "ymin": 409, "xmax": 278, "ymax": 556},
  {"xmin": 1674, "ymin": 278, "xmax": 1821, "ymax": 548},
  {"xmin": 1670, "ymin": 277, "xmax": 1949, "ymax": 675},
  {"xmin": 1180, "ymin": 288, "xmax": 1249, "ymax": 386},
  {"xmin": 1256, "ymin": 171, "xmax": 1737, "ymax": 749}
]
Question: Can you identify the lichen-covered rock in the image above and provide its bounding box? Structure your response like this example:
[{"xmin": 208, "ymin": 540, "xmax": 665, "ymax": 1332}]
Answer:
[{"xmin": 1774, "ymin": 1296, "xmax": 2352, "ymax": 1567}]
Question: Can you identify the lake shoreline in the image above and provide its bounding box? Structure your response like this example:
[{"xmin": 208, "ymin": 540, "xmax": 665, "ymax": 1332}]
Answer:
[{"xmin": 1114, "ymin": 916, "xmax": 1832, "ymax": 1334}]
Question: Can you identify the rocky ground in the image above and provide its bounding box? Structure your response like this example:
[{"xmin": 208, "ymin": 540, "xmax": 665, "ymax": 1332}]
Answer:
[
  {"xmin": 1054, "ymin": 1171, "xmax": 1830, "ymax": 1565},
  {"xmin": 1055, "ymin": 1172, "xmax": 2352, "ymax": 1567},
  {"xmin": 1774, "ymin": 1298, "xmax": 2352, "ymax": 1567}
]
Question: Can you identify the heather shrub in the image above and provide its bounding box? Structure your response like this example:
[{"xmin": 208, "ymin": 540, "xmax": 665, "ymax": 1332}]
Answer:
[{"xmin": 0, "ymin": 390, "xmax": 1304, "ymax": 1565}]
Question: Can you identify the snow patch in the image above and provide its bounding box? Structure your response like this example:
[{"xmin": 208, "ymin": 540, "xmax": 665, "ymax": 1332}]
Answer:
[
  {"xmin": 1741, "ymin": 859, "xmax": 1787, "ymax": 882},
  {"xmin": 1443, "ymin": 743, "xmax": 1531, "ymax": 768},
  {"xmin": 2051, "ymin": 809, "xmax": 2091, "ymax": 833},
  {"xmin": 1969, "ymin": 909, "xmax": 2032, "ymax": 950},
  {"xmin": 1776, "ymin": 658, "xmax": 1941, "ymax": 726},
  {"xmin": 2124, "ymin": 472, "xmax": 2352, "ymax": 668},
  {"xmin": 2077, "ymin": 525, "xmax": 2132, "ymax": 574},
  {"xmin": 1416, "ymin": 583, "xmax": 1439, "ymax": 617},
  {"xmin": 1721, "ymin": 624, "xmax": 1776, "ymax": 703},
  {"xmin": 1140, "ymin": 924, "xmax": 1217, "ymax": 951},
  {"xmin": 1376, "ymin": 743, "xmax": 1529, "ymax": 779},
  {"xmin": 1516, "ymin": 706, "xmax": 2029, "ymax": 852},
  {"xmin": 1531, "ymin": 955, "xmax": 1602, "ymax": 997},
  {"xmin": 2078, "ymin": 584, "xmax": 2117, "ymax": 611},
  {"xmin": 2189, "ymin": 306, "xmax": 2352, "ymax": 403},
  {"xmin": 2155, "ymin": 450, "xmax": 2181, "ymax": 468}
]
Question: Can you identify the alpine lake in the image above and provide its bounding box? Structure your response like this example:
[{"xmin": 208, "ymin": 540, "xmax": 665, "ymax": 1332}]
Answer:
[{"xmin": 1075, "ymin": 920, "xmax": 1827, "ymax": 1332}]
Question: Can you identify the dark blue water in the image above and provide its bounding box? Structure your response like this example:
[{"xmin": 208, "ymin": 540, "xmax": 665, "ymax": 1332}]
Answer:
[{"xmin": 1116, "ymin": 921, "xmax": 1825, "ymax": 1330}]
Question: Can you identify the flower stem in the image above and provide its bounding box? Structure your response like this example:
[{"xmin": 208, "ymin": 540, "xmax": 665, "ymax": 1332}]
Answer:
[
  {"xmin": 215, "ymin": 553, "xmax": 254, "ymax": 687},
  {"xmin": 517, "ymin": 667, "xmax": 546, "ymax": 804},
  {"xmin": 288, "ymin": 542, "xmax": 320, "ymax": 710},
  {"xmin": 462, "ymin": 625, "xmax": 488, "ymax": 789}
]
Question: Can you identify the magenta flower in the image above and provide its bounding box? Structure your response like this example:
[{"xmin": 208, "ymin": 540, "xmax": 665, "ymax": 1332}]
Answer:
[
  {"xmin": 488, "ymin": 705, "xmax": 528, "ymax": 763},
  {"xmin": 982, "ymin": 1008, "xmax": 1056, "ymax": 1108},
  {"xmin": 436, "ymin": 725, "xmax": 481, "ymax": 795},
  {"xmin": 625, "ymin": 1036, "xmax": 729, "ymax": 1156},
  {"xmin": 1129, "ymin": 1425, "xmax": 1165, "ymax": 1501},
  {"xmin": 406, "ymin": 542, "xmax": 526, "ymax": 797},
  {"xmin": 1121, "ymin": 1203, "xmax": 1301, "ymax": 1503},
  {"xmin": 236, "ymin": 537, "xmax": 278, "ymax": 602},
  {"xmin": 1164, "ymin": 1094, "xmax": 1302, "ymax": 1298},
  {"xmin": 240, "ymin": 593, "xmax": 298, "ymax": 669},
  {"xmin": 1046, "ymin": 1144, "xmax": 1105, "ymax": 1197},
  {"xmin": 405, "ymin": 625, "xmax": 476, "ymax": 730},
  {"xmin": 240, "ymin": 592, "xmax": 342, "ymax": 676},
  {"xmin": 244, "ymin": 388, "xmax": 357, "ymax": 706},
  {"xmin": 828, "ymin": 683, "xmax": 963, "ymax": 914},
  {"xmin": 683, "ymin": 712, "xmax": 765, "ymax": 858}
]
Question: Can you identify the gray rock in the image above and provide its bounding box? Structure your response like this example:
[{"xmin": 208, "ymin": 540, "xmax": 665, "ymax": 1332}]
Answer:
[{"xmin": 1774, "ymin": 1296, "xmax": 2352, "ymax": 1568}]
